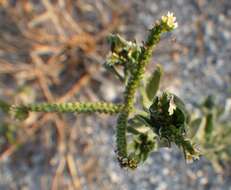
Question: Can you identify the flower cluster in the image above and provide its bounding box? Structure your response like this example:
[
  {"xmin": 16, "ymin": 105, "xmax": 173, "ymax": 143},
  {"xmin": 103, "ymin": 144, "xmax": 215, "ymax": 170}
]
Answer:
[{"xmin": 161, "ymin": 12, "xmax": 178, "ymax": 30}]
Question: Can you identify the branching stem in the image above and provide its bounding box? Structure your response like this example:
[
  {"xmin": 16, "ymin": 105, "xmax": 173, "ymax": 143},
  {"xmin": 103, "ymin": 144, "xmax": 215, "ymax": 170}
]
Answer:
[{"xmin": 115, "ymin": 22, "xmax": 168, "ymax": 158}]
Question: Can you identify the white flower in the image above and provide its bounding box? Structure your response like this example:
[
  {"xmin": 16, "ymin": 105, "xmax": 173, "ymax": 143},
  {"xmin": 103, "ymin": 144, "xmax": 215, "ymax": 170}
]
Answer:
[
  {"xmin": 161, "ymin": 12, "xmax": 178, "ymax": 29},
  {"xmin": 168, "ymin": 95, "xmax": 176, "ymax": 115}
]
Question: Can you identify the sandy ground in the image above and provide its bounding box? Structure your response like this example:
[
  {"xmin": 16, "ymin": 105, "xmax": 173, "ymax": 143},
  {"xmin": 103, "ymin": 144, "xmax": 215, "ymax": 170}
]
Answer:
[{"xmin": 0, "ymin": 0, "xmax": 230, "ymax": 189}]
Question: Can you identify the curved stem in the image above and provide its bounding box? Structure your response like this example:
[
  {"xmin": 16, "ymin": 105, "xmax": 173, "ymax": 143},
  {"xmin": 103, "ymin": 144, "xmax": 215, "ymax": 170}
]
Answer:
[
  {"xmin": 115, "ymin": 20, "xmax": 175, "ymax": 160},
  {"xmin": 28, "ymin": 102, "xmax": 123, "ymax": 114},
  {"xmin": 11, "ymin": 102, "xmax": 124, "ymax": 120}
]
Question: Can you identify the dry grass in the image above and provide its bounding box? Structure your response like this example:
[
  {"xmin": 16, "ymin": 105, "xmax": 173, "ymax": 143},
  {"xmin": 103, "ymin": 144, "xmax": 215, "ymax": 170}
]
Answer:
[{"xmin": 0, "ymin": 1, "xmax": 131, "ymax": 189}]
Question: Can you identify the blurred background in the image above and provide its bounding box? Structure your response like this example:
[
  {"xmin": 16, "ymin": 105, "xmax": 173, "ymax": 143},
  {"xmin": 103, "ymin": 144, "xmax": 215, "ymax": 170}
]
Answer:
[{"xmin": 0, "ymin": 0, "xmax": 230, "ymax": 189}]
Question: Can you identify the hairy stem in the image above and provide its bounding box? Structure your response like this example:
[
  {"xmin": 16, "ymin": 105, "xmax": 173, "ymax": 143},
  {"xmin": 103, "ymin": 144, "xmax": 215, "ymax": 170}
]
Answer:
[
  {"xmin": 116, "ymin": 22, "xmax": 168, "ymax": 159},
  {"xmin": 11, "ymin": 102, "xmax": 123, "ymax": 120}
]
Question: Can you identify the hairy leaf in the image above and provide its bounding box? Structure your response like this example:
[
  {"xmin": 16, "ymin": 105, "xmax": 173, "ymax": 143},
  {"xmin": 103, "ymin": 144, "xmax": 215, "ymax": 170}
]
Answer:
[
  {"xmin": 204, "ymin": 113, "xmax": 214, "ymax": 141},
  {"xmin": 145, "ymin": 64, "xmax": 163, "ymax": 101}
]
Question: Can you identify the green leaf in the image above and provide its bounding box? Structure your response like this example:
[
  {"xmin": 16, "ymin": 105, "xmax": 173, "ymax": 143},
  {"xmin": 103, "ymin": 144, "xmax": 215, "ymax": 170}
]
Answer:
[
  {"xmin": 0, "ymin": 99, "xmax": 10, "ymax": 114},
  {"xmin": 140, "ymin": 86, "xmax": 152, "ymax": 109},
  {"xmin": 193, "ymin": 117, "xmax": 207, "ymax": 142},
  {"xmin": 127, "ymin": 126, "xmax": 142, "ymax": 135},
  {"xmin": 204, "ymin": 113, "xmax": 214, "ymax": 141},
  {"xmin": 145, "ymin": 64, "xmax": 163, "ymax": 101},
  {"xmin": 129, "ymin": 114, "xmax": 152, "ymax": 128},
  {"xmin": 172, "ymin": 94, "xmax": 190, "ymax": 124},
  {"xmin": 189, "ymin": 118, "xmax": 203, "ymax": 138},
  {"xmin": 203, "ymin": 95, "xmax": 215, "ymax": 109},
  {"xmin": 136, "ymin": 114, "xmax": 152, "ymax": 126}
]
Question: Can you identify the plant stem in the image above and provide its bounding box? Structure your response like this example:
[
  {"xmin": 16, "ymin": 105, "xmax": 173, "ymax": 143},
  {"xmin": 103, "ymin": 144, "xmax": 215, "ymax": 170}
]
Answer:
[
  {"xmin": 116, "ymin": 21, "xmax": 173, "ymax": 159},
  {"xmin": 11, "ymin": 102, "xmax": 124, "ymax": 120}
]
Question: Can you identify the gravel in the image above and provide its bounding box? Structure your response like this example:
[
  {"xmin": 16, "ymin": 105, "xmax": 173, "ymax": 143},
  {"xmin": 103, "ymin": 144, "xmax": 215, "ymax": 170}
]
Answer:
[
  {"xmin": 0, "ymin": 0, "xmax": 231, "ymax": 189},
  {"xmin": 95, "ymin": 0, "xmax": 231, "ymax": 189}
]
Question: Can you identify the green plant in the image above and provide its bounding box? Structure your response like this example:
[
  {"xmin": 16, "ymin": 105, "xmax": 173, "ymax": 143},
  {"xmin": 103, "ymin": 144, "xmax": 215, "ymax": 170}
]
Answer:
[
  {"xmin": 0, "ymin": 12, "xmax": 199, "ymax": 169},
  {"xmin": 189, "ymin": 96, "xmax": 231, "ymax": 172}
]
